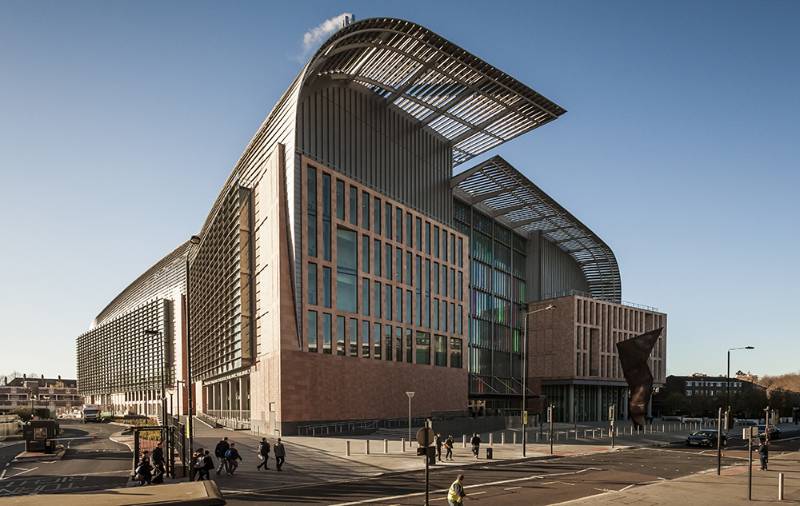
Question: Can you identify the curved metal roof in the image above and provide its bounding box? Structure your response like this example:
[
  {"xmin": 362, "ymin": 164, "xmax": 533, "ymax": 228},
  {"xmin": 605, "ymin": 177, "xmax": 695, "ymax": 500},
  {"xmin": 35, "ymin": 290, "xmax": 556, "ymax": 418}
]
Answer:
[
  {"xmin": 304, "ymin": 17, "xmax": 566, "ymax": 166},
  {"xmin": 452, "ymin": 156, "xmax": 622, "ymax": 302}
]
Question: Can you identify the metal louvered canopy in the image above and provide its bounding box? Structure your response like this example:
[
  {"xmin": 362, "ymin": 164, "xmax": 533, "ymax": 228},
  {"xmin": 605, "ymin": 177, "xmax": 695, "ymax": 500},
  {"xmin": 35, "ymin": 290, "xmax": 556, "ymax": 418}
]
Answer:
[
  {"xmin": 304, "ymin": 18, "xmax": 566, "ymax": 167},
  {"xmin": 452, "ymin": 156, "xmax": 622, "ymax": 303}
]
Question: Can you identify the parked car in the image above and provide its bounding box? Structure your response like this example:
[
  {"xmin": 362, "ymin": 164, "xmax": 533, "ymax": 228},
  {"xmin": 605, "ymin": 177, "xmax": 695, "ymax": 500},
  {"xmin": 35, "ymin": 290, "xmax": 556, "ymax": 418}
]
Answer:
[{"xmin": 686, "ymin": 429, "xmax": 726, "ymax": 447}]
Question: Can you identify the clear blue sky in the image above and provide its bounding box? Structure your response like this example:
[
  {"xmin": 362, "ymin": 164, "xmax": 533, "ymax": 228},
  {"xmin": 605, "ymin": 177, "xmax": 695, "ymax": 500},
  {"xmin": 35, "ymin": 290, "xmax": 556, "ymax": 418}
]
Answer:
[{"xmin": 1, "ymin": 1, "xmax": 797, "ymax": 380}]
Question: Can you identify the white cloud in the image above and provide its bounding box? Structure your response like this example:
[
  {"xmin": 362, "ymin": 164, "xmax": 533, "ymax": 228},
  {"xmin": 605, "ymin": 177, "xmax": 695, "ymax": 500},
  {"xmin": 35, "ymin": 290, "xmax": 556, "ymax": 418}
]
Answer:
[{"xmin": 301, "ymin": 13, "xmax": 353, "ymax": 56}]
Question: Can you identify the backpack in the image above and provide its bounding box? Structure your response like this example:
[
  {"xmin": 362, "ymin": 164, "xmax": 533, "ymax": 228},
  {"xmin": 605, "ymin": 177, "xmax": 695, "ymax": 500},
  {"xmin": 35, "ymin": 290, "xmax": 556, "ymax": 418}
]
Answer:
[{"xmin": 224, "ymin": 448, "xmax": 233, "ymax": 459}]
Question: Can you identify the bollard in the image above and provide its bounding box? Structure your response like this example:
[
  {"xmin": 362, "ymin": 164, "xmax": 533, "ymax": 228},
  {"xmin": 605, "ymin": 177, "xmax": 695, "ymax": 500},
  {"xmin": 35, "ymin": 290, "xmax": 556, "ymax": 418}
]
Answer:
[
  {"xmin": 535, "ymin": 432, "xmax": 539, "ymax": 442},
  {"xmin": 501, "ymin": 432, "xmax": 505, "ymax": 445},
  {"xmin": 575, "ymin": 430, "xmax": 579, "ymax": 440},
  {"xmin": 346, "ymin": 440, "xmax": 351, "ymax": 456},
  {"xmin": 513, "ymin": 432, "xmax": 517, "ymax": 445},
  {"xmin": 402, "ymin": 438, "xmax": 406, "ymax": 452},
  {"xmin": 366, "ymin": 440, "xmax": 370, "ymax": 455},
  {"xmin": 384, "ymin": 439, "xmax": 388, "ymax": 454},
  {"xmin": 463, "ymin": 434, "xmax": 467, "ymax": 448},
  {"xmin": 778, "ymin": 472, "xmax": 784, "ymax": 500},
  {"xmin": 489, "ymin": 433, "xmax": 494, "ymax": 445}
]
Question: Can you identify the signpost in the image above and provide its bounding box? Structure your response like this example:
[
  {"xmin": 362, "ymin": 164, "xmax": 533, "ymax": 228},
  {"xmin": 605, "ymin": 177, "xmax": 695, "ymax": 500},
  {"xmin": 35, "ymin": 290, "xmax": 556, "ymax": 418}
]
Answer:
[
  {"xmin": 406, "ymin": 392, "xmax": 415, "ymax": 444},
  {"xmin": 547, "ymin": 404, "xmax": 555, "ymax": 455},
  {"xmin": 745, "ymin": 425, "xmax": 755, "ymax": 501},
  {"xmin": 609, "ymin": 404, "xmax": 616, "ymax": 448},
  {"xmin": 716, "ymin": 407, "xmax": 723, "ymax": 475},
  {"xmin": 416, "ymin": 420, "xmax": 434, "ymax": 506}
]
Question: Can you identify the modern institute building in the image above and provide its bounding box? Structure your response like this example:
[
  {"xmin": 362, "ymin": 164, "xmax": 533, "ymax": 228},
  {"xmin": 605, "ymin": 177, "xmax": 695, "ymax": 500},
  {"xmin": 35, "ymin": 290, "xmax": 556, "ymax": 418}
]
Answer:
[{"xmin": 76, "ymin": 18, "xmax": 666, "ymax": 433}]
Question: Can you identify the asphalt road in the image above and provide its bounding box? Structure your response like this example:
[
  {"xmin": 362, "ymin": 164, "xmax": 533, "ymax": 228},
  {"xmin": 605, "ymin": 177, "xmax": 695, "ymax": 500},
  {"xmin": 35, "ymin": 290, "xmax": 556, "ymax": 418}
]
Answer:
[
  {"xmin": 221, "ymin": 432, "xmax": 800, "ymax": 505},
  {"xmin": 0, "ymin": 421, "xmax": 131, "ymax": 497}
]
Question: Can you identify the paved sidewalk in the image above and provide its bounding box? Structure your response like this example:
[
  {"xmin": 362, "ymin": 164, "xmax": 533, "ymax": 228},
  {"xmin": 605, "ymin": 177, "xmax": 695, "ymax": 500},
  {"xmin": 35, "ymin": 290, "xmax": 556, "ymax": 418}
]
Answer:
[{"xmin": 556, "ymin": 450, "xmax": 800, "ymax": 505}]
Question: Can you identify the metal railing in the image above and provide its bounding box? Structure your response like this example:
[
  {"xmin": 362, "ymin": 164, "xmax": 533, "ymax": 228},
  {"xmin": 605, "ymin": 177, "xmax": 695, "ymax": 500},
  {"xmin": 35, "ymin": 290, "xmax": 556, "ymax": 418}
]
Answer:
[{"xmin": 204, "ymin": 409, "xmax": 251, "ymax": 430}]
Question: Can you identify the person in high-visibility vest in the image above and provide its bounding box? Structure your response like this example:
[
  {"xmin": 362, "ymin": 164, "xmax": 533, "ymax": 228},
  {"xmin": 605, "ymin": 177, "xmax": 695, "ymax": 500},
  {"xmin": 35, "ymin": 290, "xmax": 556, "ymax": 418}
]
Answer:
[{"xmin": 447, "ymin": 474, "xmax": 466, "ymax": 505}]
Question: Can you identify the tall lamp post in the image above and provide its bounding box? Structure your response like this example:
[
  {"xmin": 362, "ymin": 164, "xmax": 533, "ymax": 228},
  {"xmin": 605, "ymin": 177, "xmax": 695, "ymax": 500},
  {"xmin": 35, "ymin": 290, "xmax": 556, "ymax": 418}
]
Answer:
[
  {"xmin": 145, "ymin": 329, "xmax": 168, "ymax": 426},
  {"xmin": 522, "ymin": 304, "xmax": 555, "ymax": 457},
  {"xmin": 185, "ymin": 235, "xmax": 201, "ymax": 456},
  {"xmin": 727, "ymin": 346, "xmax": 754, "ymax": 413},
  {"xmin": 405, "ymin": 391, "xmax": 415, "ymax": 444}
]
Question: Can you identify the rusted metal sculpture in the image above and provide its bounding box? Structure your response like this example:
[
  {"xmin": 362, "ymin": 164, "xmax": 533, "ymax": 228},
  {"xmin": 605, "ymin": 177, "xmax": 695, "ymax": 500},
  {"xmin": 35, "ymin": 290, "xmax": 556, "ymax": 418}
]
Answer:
[{"xmin": 616, "ymin": 328, "xmax": 663, "ymax": 428}]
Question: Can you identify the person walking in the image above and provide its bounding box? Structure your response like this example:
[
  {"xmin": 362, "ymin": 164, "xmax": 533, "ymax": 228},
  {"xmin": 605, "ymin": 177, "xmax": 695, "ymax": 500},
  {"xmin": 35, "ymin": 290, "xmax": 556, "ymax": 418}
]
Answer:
[
  {"xmin": 435, "ymin": 433, "xmax": 443, "ymax": 462},
  {"xmin": 135, "ymin": 451, "xmax": 153, "ymax": 486},
  {"xmin": 215, "ymin": 437, "xmax": 230, "ymax": 475},
  {"xmin": 470, "ymin": 433, "xmax": 481, "ymax": 459},
  {"xmin": 199, "ymin": 450, "xmax": 214, "ymax": 480},
  {"xmin": 758, "ymin": 439, "xmax": 769, "ymax": 471},
  {"xmin": 256, "ymin": 437, "xmax": 271, "ymax": 470},
  {"xmin": 274, "ymin": 438, "xmax": 286, "ymax": 471},
  {"xmin": 151, "ymin": 442, "xmax": 165, "ymax": 484},
  {"xmin": 445, "ymin": 435, "xmax": 454, "ymax": 461},
  {"xmin": 226, "ymin": 442, "xmax": 242, "ymax": 475},
  {"xmin": 447, "ymin": 473, "xmax": 467, "ymax": 505}
]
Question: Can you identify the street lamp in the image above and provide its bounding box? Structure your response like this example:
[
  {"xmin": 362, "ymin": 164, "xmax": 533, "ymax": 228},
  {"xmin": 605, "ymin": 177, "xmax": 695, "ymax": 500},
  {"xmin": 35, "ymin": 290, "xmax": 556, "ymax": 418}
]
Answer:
[
  {"xmin": 406, "ymin": 392, "xmax": 415, "ymax": 443},
  {"xmin": 727, "ymin": 346, "xmax": 755, "ymax": 413},
  {"xmin": 145, "ymin": 329, "xmax": 168, "ymax": 426},
  {"xmin": 185, "ymin": 234, "xmax": 201, "ymax": 456},
  {"xmin": 522, "ymin": 304, "xmax": 555, "ymax": 457}
]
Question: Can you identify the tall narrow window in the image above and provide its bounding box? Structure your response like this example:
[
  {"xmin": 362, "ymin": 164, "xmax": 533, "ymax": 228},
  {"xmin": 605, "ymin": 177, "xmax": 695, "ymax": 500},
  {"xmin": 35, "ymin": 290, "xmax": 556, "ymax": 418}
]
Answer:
[
  {"xmin": 333, "ymin": 179, "xmax": 345, "ymax": 222},
  {"xmin": 457, "ymin": 271, "xmax": 463, "ymax": 300},
  {"xmin": 349, "ymin": 318, "xmax": 358, "ymax": 356},
  {"xmin": 361, "ymin": 278, "xmax": 370, "ymax": 316},
  {"xmin": 450, "ymin": 234, "xmax": 456, "ymax": 263},
  {"xmin": 385, "ymin": 203, "xmax": 392, "ymax": 240},
  {"xmin": 415, "ymin": 217, "xmax": 422, "ymax": 251},
  {"xmin": 425, "ymin": 222, "xmax": 431, "ymax": 254},
  {"xmin": 395, "ymin": 247, "xmax": 402, "ymax": 282},
  {"xmin": 374, "ymin": 198, "xmax": 382, "ymax": 235},
  {"xmin": 384, "ymin": 324, "xmax": 393, "ymax": 361},
  {"xmin": 384, "ymin": 284, "xmax": 392, "ymax": 321},
  {"xmin": 322, "ymin": 267, "xmax": 332, "ymax": 308},
  {"xmin": 450, "ymin": 337, "xmax": 463, "ymax": 368},
  {"xmin": 406, "ymin": 212, "xmax": 413, "ymax": 247},
  {"xmin": 457, "ymin": 237, "xmax": 463, "ymax": 267},
  {"xmin": 374, "ymin": 281, "xmax": 381, "ymax": 318},
  {"xmin": 374, "ymin": 239, "xmax": 382, "ymax": 276},
  {"xmin": 361, "ymin": 321, "xmax": 370, "ymax": 358},
  {"xmin": 307, "ymin": 167, "xmax": 317, "ymax": 257},
  {"xmin": 322, "ymin": 313, "xmax": 332, "ymax": 354},
  {"xmin": 433, "ymin": 299, "xmax": 439, "ymax": 330},
  {"xmin": 434, "ymin": 335, "xmax": 447, "ymax": 367},
  {"xmin": 442, "ymin": 229, "xmax": 448, "ymax": 260},
  {"xmin": 385, "ymin": 244, "xmax": 392, "ymax": 280},
  {"xmin": 434, "ymin": 226, "xmax": 440, "ymax": 258},
  {"xmin": 424, "ymin": 259, "xmax": 431, "ymax": 328},
  {"xmin": 361, "ymin": 191, "xmax": 370, "ymax": 230},
  {"xmin": 415, "ymin": 255, "xmax": 422, "ymax": 326},
  {"xmin": 396, "ymin": 287, "xmax": 403, "ymax": 322},
  {"xmin": 405, "ymin": 290, "xmax": 412, "ymax": 324},
  {"xmin": 396, "ymin": 206, "xmax": 403, "ymax": 243},
  {"xmin": 405, "ymin": 328, "xmax": 413, "ymax": 363},
  {"xmin": 373, "ymin": 322, "xmax": 381, "ymax": 359},
  {"xmin": 322, "ymin": 174, "xmax": 331, "ymax": 260},
  {"xmin": 307, "ymin": 311, "xmax": 318, "ymax": 352},
  {"xmin": 395, "ymin": 327, "xmax": 402, "ymax": 362},
  {"xmin": 336, "ymin": 316, "xmax": 345, "ymax": 355},
  {"xmin": 361, "ymin": 235, "xmax": 370, "ymax": 272},
  {"xmin": 433, "ymin": 263, "xmax": 439, "ymax": 296},
  {"xmin": 307, "ymin": 263, "xmax": 317, "ymax": 305},
  {"xmin": 349, "ymin": 186, "xmax": 357, "ymax": 225},
  {"xmin": 416, "ymin": 331, "xmax": 430, "ymax": 365},
  {"xmin": 336, "ymin": 228, "xmax": 357, "ymax": 313}
]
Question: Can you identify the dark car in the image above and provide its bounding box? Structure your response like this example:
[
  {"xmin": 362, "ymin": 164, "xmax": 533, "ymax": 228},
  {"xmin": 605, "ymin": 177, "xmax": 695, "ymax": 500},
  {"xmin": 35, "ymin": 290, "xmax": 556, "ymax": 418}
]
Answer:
[
  {"xmin": 686, "ymin": 429, "xmax": 726, "ymax": 447},
  {"xmin": 757, "ymin": 425, "xmax": 781, "ymax": 440}
]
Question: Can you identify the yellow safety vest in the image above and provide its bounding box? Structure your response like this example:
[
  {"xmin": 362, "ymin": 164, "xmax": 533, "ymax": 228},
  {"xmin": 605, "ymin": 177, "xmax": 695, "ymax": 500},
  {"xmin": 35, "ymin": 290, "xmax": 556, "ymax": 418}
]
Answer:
[{"xmin": 448, "ymin": 480, "xmax": 463, "ymax": 503}]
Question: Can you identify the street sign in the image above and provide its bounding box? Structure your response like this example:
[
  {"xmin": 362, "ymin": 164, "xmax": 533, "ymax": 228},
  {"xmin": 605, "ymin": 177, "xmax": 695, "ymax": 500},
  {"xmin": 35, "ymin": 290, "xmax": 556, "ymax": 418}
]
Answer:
[
  {"xmin": 547, "ymin": 405, "xmax": 553, "ymax": 423},
  {"xmin": 608, "ymin": 404, "xmax": 616, "ymax": 421},
  {"xmin": 405, "ymin": 391, "xmax": 415, "ymax": 399},
  {"xmin": 522, "ymin": 410, "xmax": 528, "ymax": 425},
  {"xmin": 416, "ymin": 427, "xmax": 434, "ymax": 447}
]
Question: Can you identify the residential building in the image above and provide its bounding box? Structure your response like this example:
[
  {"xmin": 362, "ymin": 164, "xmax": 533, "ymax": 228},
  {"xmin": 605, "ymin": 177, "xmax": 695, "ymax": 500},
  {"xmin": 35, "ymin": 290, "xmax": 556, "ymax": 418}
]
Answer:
[{"xmin": 0, "ymin": 375, "xmax": 82, "ymax": 416}]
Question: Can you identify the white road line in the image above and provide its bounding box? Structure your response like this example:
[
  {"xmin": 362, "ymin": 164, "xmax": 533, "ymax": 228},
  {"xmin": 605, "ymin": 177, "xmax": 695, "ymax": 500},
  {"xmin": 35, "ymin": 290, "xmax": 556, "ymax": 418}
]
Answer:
[
  {"xmin": 504, "ymin": 486, "xmax": 522, "ymax": 491},
  {"xmin": 6, "ymin": 466, "xmax": 37, "ymax": 478},
  {"xmin": 620, "ymin": 484, "xmax": 635, "ymax": 491},
  {"xmin": 330, "ymin": 468, "xmax": 600, "ymax": 506}
]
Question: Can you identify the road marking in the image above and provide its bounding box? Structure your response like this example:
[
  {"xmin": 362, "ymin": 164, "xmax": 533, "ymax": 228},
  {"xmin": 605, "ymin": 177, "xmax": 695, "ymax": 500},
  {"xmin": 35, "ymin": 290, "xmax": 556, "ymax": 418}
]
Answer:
[
  {"xmin": 620, "ymin": 484, "xmax": 635, "ymax": 491},
  {"xmin": 504, "ymin": 486, "xmax": 522, "ymax": 490},
  {"xmin": 6, "ymin": 466, "xmax": 37, "ymax": 478},
  {"xmin": 330, "ymin": 468, "xmax": 600, "ymax": 505}
]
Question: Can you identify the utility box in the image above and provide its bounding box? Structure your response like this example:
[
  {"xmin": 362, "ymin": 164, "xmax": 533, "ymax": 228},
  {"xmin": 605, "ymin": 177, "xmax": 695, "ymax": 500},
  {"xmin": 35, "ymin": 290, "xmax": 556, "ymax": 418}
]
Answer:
[
  {"xmin": 23, "ymin": 419, "xmax": 60, "ymax": 453},
  {"xmin": 486, "ymin": 447, "xmax": 493, "ymax": 459}
]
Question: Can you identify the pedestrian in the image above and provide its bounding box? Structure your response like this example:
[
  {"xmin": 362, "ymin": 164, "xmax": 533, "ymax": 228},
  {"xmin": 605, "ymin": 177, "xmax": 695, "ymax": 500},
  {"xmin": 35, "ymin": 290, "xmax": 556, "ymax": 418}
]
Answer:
[
  {"xmin": 152, "ymin": 442, "xmax": 165, "ymax": 484},
  {"xmin": 135, "ymin": 450, "xmax": 152, "ymax": 486},
  {"xmin": 192, "ymin": 449, "xmax": 206, "ymax": 480},
  {"xmin": 274, "ymin": 438, "xmax": 286, "ymax": 471},
  {"xmin": 200, "ymin": 450, "xmax": 214, "ymax": 480},
  {"xmin": 447, "ymin": 473, "xmax": 467, "ymax": 505},
  {"xmin": 435, "ymin": 433, "xmax": 443, "ymax": 461},
  {"xmin": 256, "ymin": 437, "xmax": 271, "ymax": 470},
  {"xmin": 470, "ymin": 433, "xmax": 481, "ymax": 459},
  {"xmin": 445, "ymin": 435, "xmax": 454, "ymax": 461},
  {"xmin": 225, "ymin": 442, "xmax": 242, "ymax": 475},
  {"xmin": 758, "ymin": 439, "xmax": 769, "ymax": 471},
  {"xmin": 215, "ymin": 437, "xmax": 230, "ymax": 475}
]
